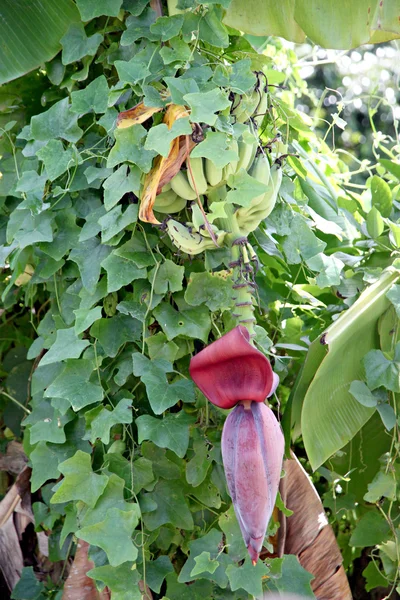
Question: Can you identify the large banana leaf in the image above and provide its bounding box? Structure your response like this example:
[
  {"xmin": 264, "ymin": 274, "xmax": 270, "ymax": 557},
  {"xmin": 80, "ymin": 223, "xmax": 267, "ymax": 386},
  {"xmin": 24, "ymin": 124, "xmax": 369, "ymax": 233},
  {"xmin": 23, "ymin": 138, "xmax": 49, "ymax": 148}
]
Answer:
[
  {"xmin": 223, "ymin": 0, "xmax": 400, "ymax": 49},
  {"xmin": 0, "ymin": 0, "xmax": 80, "ymax": 84},
  {"xmin": 300, "ymin": 267, "xmax": 400, "ymax": 471}
]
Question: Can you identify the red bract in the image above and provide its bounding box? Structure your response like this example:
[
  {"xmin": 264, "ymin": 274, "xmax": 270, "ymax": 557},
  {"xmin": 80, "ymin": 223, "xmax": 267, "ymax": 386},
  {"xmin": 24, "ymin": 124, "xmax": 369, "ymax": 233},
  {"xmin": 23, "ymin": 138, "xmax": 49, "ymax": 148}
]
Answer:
[{"xmin": 189, "ymin": 325, "xmax": 275, "ymax": 409}]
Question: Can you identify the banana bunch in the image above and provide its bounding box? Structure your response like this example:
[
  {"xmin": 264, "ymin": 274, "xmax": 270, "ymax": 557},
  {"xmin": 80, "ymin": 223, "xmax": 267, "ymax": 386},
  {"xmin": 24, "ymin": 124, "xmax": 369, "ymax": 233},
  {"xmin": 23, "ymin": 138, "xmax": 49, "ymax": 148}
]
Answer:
[
  {"xmin": 168, "ymin": 134, "xmax": 259, "ymax": 203},
  {"xmin": 166, "ymin": 218, "xmax": 225, "ymax": 255},
  {"xmin": 236, "ymin": 155, "xmax": 283, "ymax": 235}
]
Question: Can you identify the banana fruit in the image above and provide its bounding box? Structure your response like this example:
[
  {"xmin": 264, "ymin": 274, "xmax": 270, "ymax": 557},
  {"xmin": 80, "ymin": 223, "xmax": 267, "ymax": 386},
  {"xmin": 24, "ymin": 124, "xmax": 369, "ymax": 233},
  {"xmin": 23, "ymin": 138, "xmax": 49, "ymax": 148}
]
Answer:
[
  {"xmin": 170, "ymin": 170, "xmax": 197, "ymax": 200},
  {"xmin": 236, "ymin": 134, "xmax": 258, "ymax": 173},
  {"xmin": 153, "ymin": 189, "xmax": 187, "ymax": 214},
  {"xmin": 223, "ymin": 139, "xmax": 239, "ymax": 180},
  {"xmin": 237, "ymin": 160, "xmax": 282, "ymax": 234},
  {"xmin": 187, "ymin": 156, "xmax": 208, "ymax": 195},
  {"xmin": 166, "ymin": 218, "xmax": 224, "ymax": 255},
  {"xmin": 205, "ymin": 159, "xmax": 223, "ymax": 187}
]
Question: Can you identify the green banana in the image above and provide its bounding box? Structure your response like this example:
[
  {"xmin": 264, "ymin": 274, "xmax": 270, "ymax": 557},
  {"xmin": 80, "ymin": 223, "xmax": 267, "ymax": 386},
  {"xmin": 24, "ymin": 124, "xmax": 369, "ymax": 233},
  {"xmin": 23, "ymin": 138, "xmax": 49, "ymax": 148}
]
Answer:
[
  {"xmin": 247, "ymin": 152, "xmax": 271, "ymax": 209},
  {"xmin": 160, "ymin": 182, "xmax": 172, "ymax": 192},
  {"xmin": 232, "ymin": 91, "xmax": 260, "ymax": 123},
  {"xmin": 187, "ymin": 157, "xmax": 208, "ymax": 195},
  {"xmin": 154, "ymin": 194, "xmax": 187, "ymax": 214},
  {"xmin": 236, "ymin": 135, "xmax": 258, "ymax": 173},
  {"xmin": 170, "ymin": 170, "xmax": 197, "ymax": 200},
  {"xmin": 237, "ymin": 163, "xmax": 283, "ymax": 234},
  {"xmin": 205, "ymin": 158, "xmax": 224, "ymax": 187},
  {"xmin": 166, "ymin": 219, "xmax": 218, "ymax": 255},
  {"xmin": 223, "ymin": 139, "xmax": 239, "ymax": 179},
  {"xmin": 153, "ymin": 189, "xmax": 179, "ymax": 208}
]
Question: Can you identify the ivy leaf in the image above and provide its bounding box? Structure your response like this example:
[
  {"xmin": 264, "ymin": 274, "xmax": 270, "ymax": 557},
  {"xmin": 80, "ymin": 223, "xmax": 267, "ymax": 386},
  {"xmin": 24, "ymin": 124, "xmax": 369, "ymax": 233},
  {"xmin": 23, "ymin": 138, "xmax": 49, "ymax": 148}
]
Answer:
[
  {"xmin": 36, "ymin": 140, "xmax": 76, "ymax": 181},
  {"xmin": 75, "ymin": 0, "xmax": 123, "ymax": 20},
  {"xmin": 30, "ymin": 419, "xmax": 91, "ymax": 492},
  {"xmin": 103, "ymin": 165, "xmax": 141, "ymax": 211},
  {"xmin": 364, "ymin": 470, "xmax": 396, "ymax": 503},
  {"xmin": 146, "ymin": 556, "xmax": 174, "ymax": 593},
  {"xmin": 61, "ymin": 23, "xmax": 103, "ymax": 65},
  {"xmin": 350, "ymin": 511, "xmax": 391, "ymax": 547},
  {"xmin": 386, "ymin": 284, "xmax": 400, "ymax": 317},
  {"xmin": 349, "ymin": 380, "xmax": 377, "ymax": 408},
  {"xmin": 10, "ymin": 566, "xmax": 45, "ymax": 600},
  {"xmin": 24, "ymin": 400, "xmax": 72, "ymax": 444},
  {"xmin": 31, "ymin": 98, "xmax": 82, "ymax": 143},
  {"xmin": 186, "ymin": 439, "xmax": 211, "ymax": 487},
  {"xmin": 190, "ymin": 552, "xmax": 219, "ymax": 577},
  {"xmin": 98, "ymin": 204, "xmax": 138, "ymax": 243},
  {"xmin": 281, "ymin": 213, "xmax": 326, "ymax": 264},
  {"xmin": 371, "ymin": 175, "xmax": 392, "ymax": 218},
  {"xmin": 164, "ymin": 75, "xmax": 199, "ymax": 105},
  {"xmin": 90, "ymin": 314, "xmax": 142, "ymax": 357},
  {"xmin": 150, "ymin": 14, "xmax": 184, "ymax": 41},
  {"xmin": 84, "ymin": 398, "xmax": 133, "ymax": 444},
  {"xmin": 78, "ymin": 507, "xmax": 139, "ymax": 566},
  {"xmin": 362, "ymin": 561, "xmax": 389, "ymax": 592},
  {"xmin": 274, "ymin": 554, "xmax": 315, "ymax": 596},
  {"xmin": 136, "ymin": 411, "xmax": 195, "ymax": 458},
  {"xmin": 107, "ymin": 125, "xmax": 156, "ymax": 172},
  {"xmin": 121, "ymin": 9, "xmax": 158, "ymax": 45},
  {"xmin": 218, "ymin": 506, "xmax": 247, "ymax": 562},
  {"xmin": 132, "ymin": 352, "xmax": 195, "ymax": 414},
  {"xmin": 88, "ymin": 564, "xmax": 141, "ymax": 600},
  {"xmin": 178, "ymin": 529, "xmax": 229, "ymax": 587},
  {"xmin": 153, "ymin": 302, "xmax": 211, "ymax": 342},
  {"xmin": 160, "ymin": 37, "xmax": 191, "ymax": 64},
  {"xmin": 115, "ymin": 55, "xmax": 151, "ymax": 84},
  {"xmin": 150, "ymin": 259, "xmax": 184, "ymax": 294},
  {"xmin": 51, "ymin": 450, "xmax": 108, "ymax": 507},
  {"xmin": 213, "ymin": 58, "xmax": 256, "ymax": 93},
  {"xmin": 306, "ymin": 252, "xmax": 344, "ymax": 287},
  {"xmin": 70, "ymin": 75, "xmax": 109, "ymax": 114},
  {"xmin": 80, "ymin": 473, "xmax": 137, "ymax": 527},
  {"xmin": 364, "ymin": 345, "xmax": 400, "ymax": 392},
  {"xmin": 183, "ymin": 89, "xmax": 231, "ymax": 126},
  {"xmin": 44, "ymin": 359, "xmax": 104, "ymax": 412},
  {"xmin": 145, "ymin": 118, "xmax": 192, "ymax": 157},
  {"xmin": 184, "ymin": 271, "xmax": 232, "ymax": 311},
  {"xmin": 102, "ymin": 253, "xmax": 147, "ymax": 293},
  {"xmin": 190, "ymin": 131, "xmax": 239, "ymax": 169},
  {"xmin": 69, "ymin": 238, "xmax": 111, "ymax": 293},
  {"xmin": 226, "ymin": 169, "xmax": 269, "ymax": 207},
  {"xmin": 143, "ymin": 479, "xmax": 194, "ymax": 531},
  {"xmin": 7, "ymin": 210, "xmax": 53, "ymax": 249},
  {"xmin": 226, "ymin": 557, "xmax": 269, "ymax": 598},
  {"xmin": 377, "ymin": 403, "xmax": 397, "ymax": 431},
  {"xmin": 146, "ymin": 332, "xmax": 179, "ymax": 362},
  {"xmin": 74, "ymin": 306, "xmax": 103, "ymax": 335},
  {"xmin": 198, "ymin": 6, "xmax": 229, "ymax": 48},
  {"xmin": 40, "ymin": 210, "xmax": 80, "ymax": 261},
  {"xmin": 39, "ymin": 329, "xmax": 90, "ymax": 366}
]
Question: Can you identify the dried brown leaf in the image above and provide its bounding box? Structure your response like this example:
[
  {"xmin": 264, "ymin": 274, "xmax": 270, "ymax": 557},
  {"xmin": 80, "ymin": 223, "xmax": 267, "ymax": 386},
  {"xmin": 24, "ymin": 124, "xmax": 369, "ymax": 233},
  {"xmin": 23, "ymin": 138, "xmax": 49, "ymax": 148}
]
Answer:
[
  {"xmin": 139, "ymin": 104, "xmax": 192, "ymax": 224},
  {"xmin": 278, "ymin": 454, "xmax": 352, "ymax": 600},
  {"xmin": 0, "ymin": 467, "xmax": 32, "ymax": 591},
  {"xmin": 62, "ymin": 541, "xmax": 110, "ymax": 600},
  {"xmin": 0, "ymin": 441, "xmax": 28, "ymax": 475},
  {"xmin": 116, "ymin": 102, "xmax": 164, "ymax": 129}
]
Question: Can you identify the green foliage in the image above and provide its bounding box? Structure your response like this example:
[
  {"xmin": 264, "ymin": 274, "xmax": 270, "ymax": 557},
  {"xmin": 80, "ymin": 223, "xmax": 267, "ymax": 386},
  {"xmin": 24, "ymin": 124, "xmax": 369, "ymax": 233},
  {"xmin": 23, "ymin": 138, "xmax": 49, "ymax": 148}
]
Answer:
[{"xmin": 1, "ymin": 2, "xmax": 400, "ymax": 598}]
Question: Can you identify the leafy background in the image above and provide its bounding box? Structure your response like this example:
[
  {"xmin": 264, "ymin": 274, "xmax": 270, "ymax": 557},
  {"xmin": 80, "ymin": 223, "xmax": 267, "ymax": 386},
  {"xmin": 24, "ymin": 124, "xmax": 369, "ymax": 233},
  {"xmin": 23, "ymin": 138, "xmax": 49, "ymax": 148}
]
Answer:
[{"xmin": 1, "ymin": 0, "xmax": 400, "ymax": 598}]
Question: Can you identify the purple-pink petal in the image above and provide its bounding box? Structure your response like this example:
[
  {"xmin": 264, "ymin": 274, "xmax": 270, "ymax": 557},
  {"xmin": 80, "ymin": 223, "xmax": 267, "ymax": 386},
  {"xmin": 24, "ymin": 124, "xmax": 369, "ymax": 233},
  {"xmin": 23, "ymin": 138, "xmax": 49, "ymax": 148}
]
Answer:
[{"xmin": 189, "ymin": 326, "xmax": 274, "ymax": 409}]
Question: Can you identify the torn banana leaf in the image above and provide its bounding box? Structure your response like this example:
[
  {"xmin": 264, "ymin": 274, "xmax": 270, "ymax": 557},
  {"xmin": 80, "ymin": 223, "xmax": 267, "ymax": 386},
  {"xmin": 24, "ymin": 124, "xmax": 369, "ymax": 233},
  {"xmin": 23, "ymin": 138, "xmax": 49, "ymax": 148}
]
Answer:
[{"xmin": 292, "ymin": 265, "xmax": 400, "ymax": 470}]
